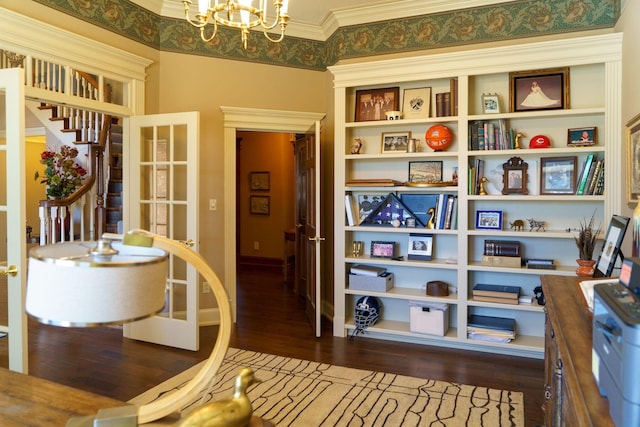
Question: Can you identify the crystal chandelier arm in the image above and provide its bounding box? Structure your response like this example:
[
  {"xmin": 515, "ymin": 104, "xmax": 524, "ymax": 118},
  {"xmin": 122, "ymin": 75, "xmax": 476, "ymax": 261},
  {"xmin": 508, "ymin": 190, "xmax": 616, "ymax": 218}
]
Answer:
[{"xmin": 121, "ymin": 231, "xmax": 232, "ymax": 425}]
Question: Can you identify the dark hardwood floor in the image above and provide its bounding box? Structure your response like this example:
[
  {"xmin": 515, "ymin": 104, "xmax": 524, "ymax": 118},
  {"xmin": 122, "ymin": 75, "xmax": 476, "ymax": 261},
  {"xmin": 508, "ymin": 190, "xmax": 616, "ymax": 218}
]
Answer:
[{"xmin": 3, "ymin": 265, "xmax": 544, "ymax": 426}]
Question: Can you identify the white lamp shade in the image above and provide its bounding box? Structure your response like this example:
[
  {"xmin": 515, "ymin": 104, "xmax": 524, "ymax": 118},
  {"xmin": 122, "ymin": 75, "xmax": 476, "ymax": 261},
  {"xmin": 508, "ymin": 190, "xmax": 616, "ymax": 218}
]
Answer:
[{"xmin": 26, "ymin": 241, "xmax": 168, "ymax": 327}]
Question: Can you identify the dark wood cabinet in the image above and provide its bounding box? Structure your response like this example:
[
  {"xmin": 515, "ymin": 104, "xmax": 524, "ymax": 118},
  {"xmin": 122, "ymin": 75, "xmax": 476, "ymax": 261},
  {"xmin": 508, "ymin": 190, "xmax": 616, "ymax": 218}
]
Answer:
[{"xmin": 541, "ymin": 275, "xmax": 614, "ymax": 426}]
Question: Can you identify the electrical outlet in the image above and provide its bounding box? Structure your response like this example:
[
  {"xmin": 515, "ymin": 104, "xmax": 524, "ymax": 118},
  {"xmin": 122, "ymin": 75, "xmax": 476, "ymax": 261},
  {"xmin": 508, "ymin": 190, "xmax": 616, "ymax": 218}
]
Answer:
[
  {"xmin": 253, "ymin": 241, "xmax": 260, "ymax": 250},
  {"xmin": 202, "ymin": 282, "xmax": 210, "ymax": 293}
]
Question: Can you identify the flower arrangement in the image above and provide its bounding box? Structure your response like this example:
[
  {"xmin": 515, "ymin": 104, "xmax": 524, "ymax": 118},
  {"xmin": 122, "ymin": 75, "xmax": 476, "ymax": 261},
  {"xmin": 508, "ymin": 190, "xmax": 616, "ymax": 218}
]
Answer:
[
  {"xmin": 34, "ymin": 145, "xmax": 87, "ymax": 199},
  {"xmin": 574, "ymin": 212, "xmax": 602, "ymax": 260}
]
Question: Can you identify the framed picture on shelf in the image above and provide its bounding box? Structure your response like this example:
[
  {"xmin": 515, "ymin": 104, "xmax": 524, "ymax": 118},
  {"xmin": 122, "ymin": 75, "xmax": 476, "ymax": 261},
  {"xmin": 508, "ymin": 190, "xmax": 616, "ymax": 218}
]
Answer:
[
  {"xmin": 249, "ymin": 171, "xmax": 270, "ymax": 191},
  {"xmin": 627, "ymin": 112, "xmax": 640, "ymax": 204},
  {"xmin": 370, "ymin": 241, "xmax": 395, "ymax": 258},
  {"xmin": 408, "ymin": 160, "xmax": 443, "ymax": 183},
  {"xmin": 481, "ymin": 93, "xmax": 500, "ymax": 114},
  {"xmin": 568, "ymin": 127, "xmax": 597, "ymax": 147},
  {"xmin": 475, "ymin": 210, "xmax": 503, "ymax": 230},
  {"xmin": 355, "ymin": 193, "xmax": 387, "ymax": 222},
  {"xmin": 250, "ymin": 195, "xmax": 270, "ymax": 215},
  {"xmin": 502, "ymin": 156, "xmax": 529, "ymax": 195},
  {"xmin": 402, "ymin": 87, "xmax": 431, "ymax": 119},
  {"xmin": 540, "ymin": 156, "xmax": 577, "ymax": 195},
  {"xmin": 407, "ymin": 233, "xmax": 433, "ymax": 261},
  {"xmin": 381, "ymin": 131, "xmax": 411, "ymax": 153},
  {"xmin": 354, "ymin": 87, "xmax": 400, "ymax": 122},
  {"xmin": 509, "ymin": 67, "xmax": 569, "ymax": 112}
]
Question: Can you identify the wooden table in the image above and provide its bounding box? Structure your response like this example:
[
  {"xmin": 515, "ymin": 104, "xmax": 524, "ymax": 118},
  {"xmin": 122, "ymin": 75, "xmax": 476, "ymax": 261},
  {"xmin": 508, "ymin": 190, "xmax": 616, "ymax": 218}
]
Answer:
[
  {"xmin": 541, "ymin": 275, "xmax": 614, "ymax": 426},
  {"xmin": 0, "ymin": 367, "xmax": 129, "ymax": 426}
]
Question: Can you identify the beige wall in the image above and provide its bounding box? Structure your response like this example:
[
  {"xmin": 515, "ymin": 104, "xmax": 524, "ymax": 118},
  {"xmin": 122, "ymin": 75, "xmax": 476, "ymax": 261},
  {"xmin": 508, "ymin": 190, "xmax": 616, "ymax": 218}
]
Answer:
[{"xmin": 238, "ymin": 131, "xmax": 295, "ymax": 260}]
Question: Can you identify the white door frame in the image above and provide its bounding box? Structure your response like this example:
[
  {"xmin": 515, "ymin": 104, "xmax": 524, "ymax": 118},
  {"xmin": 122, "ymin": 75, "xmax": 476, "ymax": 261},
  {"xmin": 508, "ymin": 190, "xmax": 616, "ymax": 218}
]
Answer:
[{"xmin": 221, "ymin": 107, "xmax": 325, "ymax": 321}]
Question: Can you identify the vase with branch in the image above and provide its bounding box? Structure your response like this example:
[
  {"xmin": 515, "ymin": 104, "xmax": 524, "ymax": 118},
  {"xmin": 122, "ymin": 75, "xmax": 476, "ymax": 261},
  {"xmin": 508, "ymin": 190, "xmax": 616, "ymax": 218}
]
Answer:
[{"xmin": 573, "ymin": 212, "xmax": 602, "ymax": 276}]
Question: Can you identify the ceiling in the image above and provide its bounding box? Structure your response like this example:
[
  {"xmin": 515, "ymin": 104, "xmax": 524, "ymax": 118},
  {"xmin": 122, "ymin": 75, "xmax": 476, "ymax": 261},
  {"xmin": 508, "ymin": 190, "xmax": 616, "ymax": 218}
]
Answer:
[{"xmin": 136, "ymin": 0, "xmax": 513, "ymax": 41}]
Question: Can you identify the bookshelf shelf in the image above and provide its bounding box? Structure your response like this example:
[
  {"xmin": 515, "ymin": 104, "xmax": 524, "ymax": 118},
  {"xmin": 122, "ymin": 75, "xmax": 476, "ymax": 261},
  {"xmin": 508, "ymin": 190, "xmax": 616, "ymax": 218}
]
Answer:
[{"xmin": 331, "ymin": 34, "xmax": 622, "ymax": 360}]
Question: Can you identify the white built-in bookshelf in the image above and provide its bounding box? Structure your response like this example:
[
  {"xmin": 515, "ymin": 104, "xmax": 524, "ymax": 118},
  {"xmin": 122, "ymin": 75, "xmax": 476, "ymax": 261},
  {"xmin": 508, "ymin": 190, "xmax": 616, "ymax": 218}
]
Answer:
[{"xmin": 330, "ymin": 33, "xmax": 622, "ymax": 359}]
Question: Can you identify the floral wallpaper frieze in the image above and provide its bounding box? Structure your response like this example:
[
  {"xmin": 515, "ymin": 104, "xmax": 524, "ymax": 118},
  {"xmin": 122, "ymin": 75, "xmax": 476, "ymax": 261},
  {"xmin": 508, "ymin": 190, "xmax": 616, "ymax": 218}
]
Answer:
[{"xmin": 34, "ymin": 0, "xmax": 618, "ymax": 71}]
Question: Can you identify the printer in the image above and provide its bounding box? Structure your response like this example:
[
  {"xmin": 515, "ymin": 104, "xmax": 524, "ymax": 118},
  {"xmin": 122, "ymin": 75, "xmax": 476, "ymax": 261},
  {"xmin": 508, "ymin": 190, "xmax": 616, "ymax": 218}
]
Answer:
[{"xmin": 593, "ymin": 257, "xmax": 640, "ymax": 427}]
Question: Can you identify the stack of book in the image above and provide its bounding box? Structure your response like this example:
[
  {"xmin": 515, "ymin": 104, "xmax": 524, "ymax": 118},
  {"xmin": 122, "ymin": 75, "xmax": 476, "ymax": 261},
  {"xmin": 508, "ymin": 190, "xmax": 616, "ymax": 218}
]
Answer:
[
  {"xmin": 433, "ymin": 194, "xmax": 458, "ymax": 230},
  {"xmin": 526, "ymin": 258, "xmax": 556, "ymax": 270},
  {"xmin": 467, "ymin": 314, "xmax": 516, "ymax": 343},
  {"xmin": 575, "ymin": 154, "xmax": 604, "ymax": 196},
  {"xmin": 481, "ymin": 240, "xmax": 522, "ymax": 268},
  {"xmin": 471, "ymin": 283, "xmax": 520, "ymax": 305}
]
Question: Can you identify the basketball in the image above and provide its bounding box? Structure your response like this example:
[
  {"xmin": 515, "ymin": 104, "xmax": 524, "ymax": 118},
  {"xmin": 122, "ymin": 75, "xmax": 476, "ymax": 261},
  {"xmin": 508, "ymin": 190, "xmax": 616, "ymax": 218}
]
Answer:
[{"xmin": 425, "ymin": 125, "xmax": 453, "ymax": 151}]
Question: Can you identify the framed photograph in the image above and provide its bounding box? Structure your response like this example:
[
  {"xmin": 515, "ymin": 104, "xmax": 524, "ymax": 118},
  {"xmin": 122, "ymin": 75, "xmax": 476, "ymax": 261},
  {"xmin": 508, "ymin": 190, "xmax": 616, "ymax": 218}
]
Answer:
[
  {"xmin": 540, "ymin": 156, "xmax": 577, "ymax": 195},
  {"xmin": 381, "ymin": 131, "xmax": 411, "ymax": 153},
  {"xmin": 402, "ymin": 87, "xmax": 431, "ymax": 119},
  {"xmin": 250, "ymin": 195, "xmax": 270, "ymax": 215},
  {"xmin": 355, "ymin": 193, "xmax": 387, "ymax": 222},
  {"xmin": 509, "ymin": 67, "xmax": 569, "ymax": 112},
  {"xmin": 627, "ymin": 112, "xmax": 640, "ymax": 204},
  {"xmin": 502, "ymin": 156, "xmax": 529, "ymax": 195},
  {"xmin": 568, "ymin": 127, "xmax": 597, "ymax": 147},
  {"xmin": 370, "ymin": 241, "xmax": 395, "ymax": 258},
  {"xmin": 355, "ymin": 87, "xmax": 400, "ymax": 122},
  {"xmin": 407, "ymin": 233, "xmax": 433, "ymax": 261},
  {"xmin": 475, "ymin": 210, "xmax": 503, "ymax": 230},
  {"xmin": 249, "ymin": 171, "xmax": 270, "ymax": 191},
  {"xmin": 408, "ymin": 161, "xmax": 443, "ymax": 183},
  {"xmin": 482, "ymin": 93, "xmax": 500, "ymax": 114}
]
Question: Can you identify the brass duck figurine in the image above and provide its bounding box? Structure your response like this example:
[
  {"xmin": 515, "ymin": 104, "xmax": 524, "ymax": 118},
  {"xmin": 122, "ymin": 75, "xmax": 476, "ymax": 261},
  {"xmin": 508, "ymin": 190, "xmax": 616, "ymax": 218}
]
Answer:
[{"xmin": 176, "ymin": 368, "xmax": 260, "ymax": 427}]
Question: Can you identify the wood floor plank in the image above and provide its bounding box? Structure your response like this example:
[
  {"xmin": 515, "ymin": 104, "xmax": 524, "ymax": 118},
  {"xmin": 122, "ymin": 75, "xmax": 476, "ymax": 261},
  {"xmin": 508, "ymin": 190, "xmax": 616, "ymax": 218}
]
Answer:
[{"xmin": 1, "ymin": 265, "xmax": 544, "ymax": 425}]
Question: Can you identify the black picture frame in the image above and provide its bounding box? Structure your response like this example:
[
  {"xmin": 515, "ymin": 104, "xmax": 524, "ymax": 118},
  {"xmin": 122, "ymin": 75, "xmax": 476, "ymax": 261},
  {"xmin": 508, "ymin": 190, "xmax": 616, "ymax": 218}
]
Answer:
[
  {"xmin": 250, "ymin": 195, "xmax": 270, "ymax": 215},
  {"xmin": 509, "ymin": 67, "xmax": 569, "ymax": 112},
  {"xmin": 540, "ymin": 156, "xmax": 577, "ymax": 195},
  {"xmin": 355, "ymin": 87, "xmax": 400, "ymax": 122},
  {"xmin": 594, "ymin": 215, "xmax": 630, "ymax": 278},
  {"xmin": 475, "ymin": 210, "xmax": 503, "ymax": 230},
  {"xmin": 407, "ymin": 233, "xmax": 433, "ymax": 261},
  {"xmin": 370, "ymin": 241, "xmax": 395, "ymax": 258}
]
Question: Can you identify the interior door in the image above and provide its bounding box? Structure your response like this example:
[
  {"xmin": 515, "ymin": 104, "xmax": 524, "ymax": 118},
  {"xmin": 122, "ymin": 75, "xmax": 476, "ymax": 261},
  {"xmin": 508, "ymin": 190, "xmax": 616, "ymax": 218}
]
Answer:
[
  {"xmin": 123, "ymin": 112, "xmax": 200, "ymax": 350},
  {"xmin": 298, "ymin": 120, "xmax": 322, "ymax": 337},
  {"xmin": 0, "ymin": 68, "xmax": 28, "ymax": 372}
]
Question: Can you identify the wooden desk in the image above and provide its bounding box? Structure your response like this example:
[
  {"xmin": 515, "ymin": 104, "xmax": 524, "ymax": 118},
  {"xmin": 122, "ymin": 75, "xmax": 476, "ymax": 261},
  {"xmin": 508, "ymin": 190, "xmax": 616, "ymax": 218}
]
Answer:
[
  {"xmin": 0, "ymin": 367, "xmax": 128, "ymax": 426},
  {"xmin": 541, "ymin": 275, "xmax": 614, "ymax": 426}
]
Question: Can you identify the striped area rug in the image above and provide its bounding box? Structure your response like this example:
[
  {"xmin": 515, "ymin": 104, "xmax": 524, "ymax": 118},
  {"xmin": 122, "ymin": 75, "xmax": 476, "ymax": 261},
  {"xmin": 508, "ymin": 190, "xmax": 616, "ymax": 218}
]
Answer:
[{"xmin": 131, "ymin": 348, "xmax": 524, "ymax": 426}]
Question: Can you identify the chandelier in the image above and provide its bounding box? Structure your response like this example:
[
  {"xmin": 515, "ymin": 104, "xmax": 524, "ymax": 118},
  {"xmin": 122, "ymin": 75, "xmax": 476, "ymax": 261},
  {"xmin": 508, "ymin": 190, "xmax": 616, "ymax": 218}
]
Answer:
[{"xmin": 182, "ymin": 0, "xmax": 290, "ymax": 49}]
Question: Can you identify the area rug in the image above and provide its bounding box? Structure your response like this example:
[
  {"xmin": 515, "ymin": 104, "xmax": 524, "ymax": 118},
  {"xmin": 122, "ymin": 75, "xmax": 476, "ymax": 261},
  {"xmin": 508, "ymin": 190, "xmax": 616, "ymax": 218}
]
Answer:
[{"xmin": 131, "ymin": 348, "xmax": 524, "ymax": 426}]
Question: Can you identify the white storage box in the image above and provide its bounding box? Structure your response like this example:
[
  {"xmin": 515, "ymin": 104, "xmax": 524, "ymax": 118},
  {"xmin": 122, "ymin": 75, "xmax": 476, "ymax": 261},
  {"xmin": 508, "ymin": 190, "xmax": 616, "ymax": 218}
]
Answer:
[
  {"xmin": 348, "ymin": 272, "xmax": 394, "ymax": 292},
  {"xmin": 409, "ymin": 301, "xmax": 449, "ymax": 336}
]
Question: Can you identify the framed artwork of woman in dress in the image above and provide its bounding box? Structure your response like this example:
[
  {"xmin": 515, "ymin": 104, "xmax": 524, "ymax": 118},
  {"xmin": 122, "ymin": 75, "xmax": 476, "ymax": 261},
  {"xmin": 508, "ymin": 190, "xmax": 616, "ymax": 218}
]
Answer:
[{"xmin": 509, "ymin": 68, "xmax": 569, "ymax": 112}]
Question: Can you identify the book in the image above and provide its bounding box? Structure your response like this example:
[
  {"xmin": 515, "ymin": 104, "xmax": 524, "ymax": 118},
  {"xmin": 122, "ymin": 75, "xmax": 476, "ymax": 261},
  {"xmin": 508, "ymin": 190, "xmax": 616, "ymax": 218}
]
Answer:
[
  {"xmin": 449, "ymin": 78, "xmax": 458, "ymax": 116},
  {"xmin": 586, "ymin": 159, "xmax": 603, "ymax": 195},
  {"xmin": 472, "ymin": 283, "xmax": 520, "ymax": 299},
  {"xmin": 435, "ymin": 93, "xmax": 444, "ymax": 117},
  {"xmin": 435, "ymin": 193, "xmax": 447, "ymax": 229},
  {"xmin": 472, "ymin": 295, "xmax": 519, "ymax": 305},
  {"xmin": 346, "ymin": 178, "xmax": 403, "ymax": 187},
  {"xmin": 484, "ymin": 240, "xmax": 521, "ymax": 257},
  {"xmin": 350, "ymin": 264, "xmax": 387, "ymax": 276},
  {"xmin": 468, "ymin": 314, "xmax": 516, "ymax": 332},
  {"xmin": 442, "ymin": 92, "xmax": 451, "ymax": 117},
  {"xmin": 576, "ymin": 153, "xmax": 595, "ymax": 195},
  {"xmin": 526, "ymin": 263, "xmax": 557, "ymax": 270}
]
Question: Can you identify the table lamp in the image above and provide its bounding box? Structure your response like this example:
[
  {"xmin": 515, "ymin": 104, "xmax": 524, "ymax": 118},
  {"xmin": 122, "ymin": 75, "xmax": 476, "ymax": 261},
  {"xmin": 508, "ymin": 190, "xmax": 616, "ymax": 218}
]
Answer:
[{"xmin": 26, "ymin": 230, "xmax": 232, "ymax": 426}]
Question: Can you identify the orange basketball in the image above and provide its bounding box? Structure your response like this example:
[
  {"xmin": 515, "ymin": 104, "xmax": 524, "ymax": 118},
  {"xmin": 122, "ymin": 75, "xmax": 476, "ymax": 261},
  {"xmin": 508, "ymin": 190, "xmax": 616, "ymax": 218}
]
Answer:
[{"xmin": 425, "ymin": 125, "xmax": 453, "ymax": 151}]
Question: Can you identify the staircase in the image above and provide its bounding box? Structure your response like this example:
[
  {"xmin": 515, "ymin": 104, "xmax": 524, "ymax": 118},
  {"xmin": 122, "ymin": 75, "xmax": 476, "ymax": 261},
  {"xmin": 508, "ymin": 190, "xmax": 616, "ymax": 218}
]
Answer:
[{"xmin": 105, "ymin": 124, "xmax": 123, "ymax": 234}]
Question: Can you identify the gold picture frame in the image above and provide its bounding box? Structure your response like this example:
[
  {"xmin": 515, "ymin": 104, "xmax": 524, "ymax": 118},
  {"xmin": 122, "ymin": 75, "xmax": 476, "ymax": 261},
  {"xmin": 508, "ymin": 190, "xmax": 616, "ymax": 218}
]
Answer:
[{"xmin": 626, "ymin": 112, "xmax": 640, "ymax": 204}]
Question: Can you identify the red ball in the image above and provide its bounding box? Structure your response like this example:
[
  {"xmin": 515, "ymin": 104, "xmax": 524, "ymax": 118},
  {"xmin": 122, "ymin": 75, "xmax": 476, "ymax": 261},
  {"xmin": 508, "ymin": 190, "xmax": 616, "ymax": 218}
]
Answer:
[{"xmin": 425, "ymin": 125, "xmax": 453, "ymax": 151}]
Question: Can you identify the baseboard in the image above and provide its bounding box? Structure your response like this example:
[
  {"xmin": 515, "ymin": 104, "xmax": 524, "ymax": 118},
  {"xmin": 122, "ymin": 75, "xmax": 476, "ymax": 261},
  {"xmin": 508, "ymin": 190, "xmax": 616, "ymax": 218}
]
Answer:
[
  {"xmin": 239, "ymin": 256, "xmax": 283, "ymax": 268},
  {"xmin": 199, "ymin": 307, "xmax": 220, "ymax": 326}
]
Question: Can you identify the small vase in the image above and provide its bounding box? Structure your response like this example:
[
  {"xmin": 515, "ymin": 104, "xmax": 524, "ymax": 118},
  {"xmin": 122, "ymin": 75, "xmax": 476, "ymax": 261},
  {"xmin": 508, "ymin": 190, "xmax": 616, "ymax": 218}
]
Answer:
[{"xmin": 576, "ymin": 259, "xmax": 596, "ymax": 277}]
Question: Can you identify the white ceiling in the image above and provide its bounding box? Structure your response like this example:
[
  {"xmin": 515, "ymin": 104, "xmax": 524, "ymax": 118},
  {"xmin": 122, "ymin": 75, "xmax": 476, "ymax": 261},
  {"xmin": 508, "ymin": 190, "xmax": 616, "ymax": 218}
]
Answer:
[{"xmin": 134, "ymin": 0, "xmax": 513, "ymax": 41}]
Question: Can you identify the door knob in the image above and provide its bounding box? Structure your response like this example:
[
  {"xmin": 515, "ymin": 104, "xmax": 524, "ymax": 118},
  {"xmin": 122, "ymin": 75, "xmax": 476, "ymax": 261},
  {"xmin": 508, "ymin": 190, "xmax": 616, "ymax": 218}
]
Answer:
[{"xmin": 0, "ymin": 265, "xmax": 18, "ymax": 277}]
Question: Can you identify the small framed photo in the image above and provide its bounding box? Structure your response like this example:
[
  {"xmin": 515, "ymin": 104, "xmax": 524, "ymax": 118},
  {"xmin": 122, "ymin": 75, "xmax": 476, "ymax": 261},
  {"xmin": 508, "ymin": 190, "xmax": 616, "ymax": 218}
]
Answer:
[
  {"xmin": 509, "ymin": 67, "xmax": 569, "ymax": 112},
  {"xmin": 381, "ymin": 131, "xmax": 411, "ymax": 153},
  {"xmin": 482, "ymin": 93, "xmax": 500, "ymax": 114},
  {"xmin": 355, "ymin": 87, "xmax": 400, "ymax": 122},
  {"xmin": 249, "ymin": 171, "xmax": 270, "ymax": 191},
  {"xmin": 540, "ymin": 156, "xmax": 577, "ymax": 195},
  {"xmin": 250, "ymin": 195, "xmax": 270, "ymax": 215},
  {"xmin": 475, "ymin": 210, "xmax": 503, "ymax": 230},
  {"xmin": 408, "ymin": 161, "xmax": 443, "ymax": 183},
  {"xmin": 402, "ymin": 87, "xmax": 432, "ymax": 119},
  {"xmin": 407, "ymin": 233, "xmax": 433, "ymax": 261},
  {"xmin": 627, "ymin": 113, "xmax": 640, "ymax": 204},
  {"xmin": 502, "ymin": 156, "xmax": 529, "ymax": 195},
  {"xmin": 370, "ymin": 241, "xmax": 395, "ymax": 258},
  {"xmin": 567, "ymin": 127, "xmax": 597, "ymax": 147}
]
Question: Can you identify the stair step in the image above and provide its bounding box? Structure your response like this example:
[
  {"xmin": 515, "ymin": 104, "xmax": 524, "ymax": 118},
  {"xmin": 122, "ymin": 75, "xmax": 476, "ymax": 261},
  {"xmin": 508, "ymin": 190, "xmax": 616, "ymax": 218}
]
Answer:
[
  {"xmin": 105, "ymin": 223, "xmax": 120, "ymax": 233},
  {"xmin": 106, "ymin": 211, "xmax": 122, "ymax": 223},
  {"xmin": 110, "ymin": 168, "xmax": 122, "ymax": 180},
  {"xmin": 110, "ymin": 132, "xmax": 123, "ymax": 144},
  {"xmin": 108, "ymin": 181, "xmax": 123, "ymax": 193}
]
